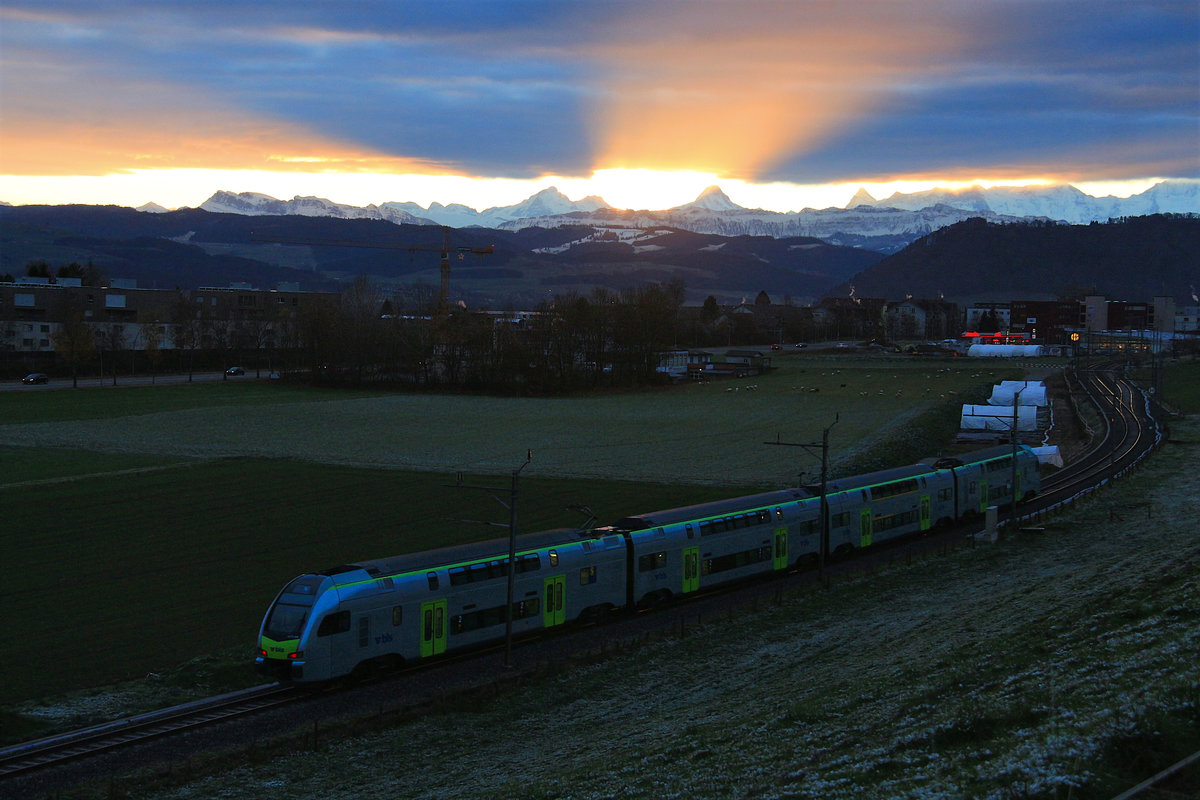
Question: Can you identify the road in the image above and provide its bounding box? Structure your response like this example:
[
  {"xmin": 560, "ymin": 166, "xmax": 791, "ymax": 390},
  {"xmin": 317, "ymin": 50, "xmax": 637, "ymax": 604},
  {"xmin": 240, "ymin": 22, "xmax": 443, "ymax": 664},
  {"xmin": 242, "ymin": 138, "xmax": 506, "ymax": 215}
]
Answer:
[{"xmin": 2, "ymin": 370, "xmax": 266, "ymax": 391}]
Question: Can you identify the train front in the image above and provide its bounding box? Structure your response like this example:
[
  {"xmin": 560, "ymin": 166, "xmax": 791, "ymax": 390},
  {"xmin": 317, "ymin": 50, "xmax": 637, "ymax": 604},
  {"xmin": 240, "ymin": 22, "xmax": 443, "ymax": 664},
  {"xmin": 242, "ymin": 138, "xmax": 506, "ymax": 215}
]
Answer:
[{"xmin": 255, "ymin": 573, "xmax": 332, "ymax": 682}]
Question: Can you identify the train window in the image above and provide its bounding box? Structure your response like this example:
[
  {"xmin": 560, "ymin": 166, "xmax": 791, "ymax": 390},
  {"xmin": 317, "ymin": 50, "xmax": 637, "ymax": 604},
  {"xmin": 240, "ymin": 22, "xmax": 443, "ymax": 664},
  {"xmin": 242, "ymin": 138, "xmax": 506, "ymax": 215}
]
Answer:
[
  {"xmin": 449, "ymin": 567, "xmax": 469, "ymax": 586},
  {"xmin": 427, "ymin": 572, "xmax": 439, "ymax": 590},
  {"xmin": 938, "ymin": 488, "xmax": 953, "ymax": 501},
  {"xmin": 774, "ymin": 507, "xmax": 783, "ymax": 521},
  {"xmin": 358, "ymin": 616, "xmax": 370, "ymax": 648},
  {"xmin": 549, "ymin": 550, "xmax": 559, "ymax": 567},
  {"xmin": 870, "ymin": 479, "xmax": 919, "ymax": 500},
  {"xmin": 518, "ymin": 554, "xmax": 541, "ymax": 572},
  {"xmin": 832, "ymin": 512, "xmax": 851, "ymax": 528},
  {"xmin": 705, "ymin": 546, "xmax": 772, "ymax": 576},
  {"xmin": 284, "ymin": 576, "xmax": 322, "ymax": 595},
  {"xmin": 469, "ymin": 563, "xmax": 490, "ymax": 582},
  {"xmin": 580, "ymin": 566, "xmax": 597, "ymax": 585},
  {"xmin": 490, "ymin": 560, "xmax": 508, "ymax": 578},
  {"xmin": 376, "ymin": 577, "xmax": 394, "ymax": 591},
  {"xmin": 317, "ymin": 610, "xmax": 351, "ymax": 637},
  {"xmin": 264, "ymin": 603, "xmax": 310, "ymax": 640},
  {"xmin": 638, "ymin": 552, "xmax": 667, "ymax": 572},
  {"xmin": 450, "ymin": 598, "xmax": 541, "ymax": 635},
  {"xmin": 392, "ymin": 606, "xmax": 403, "ymax": 627},
  {"xmin": 685, "ymin": 524, "xmax": 695, "ymax": 539}
]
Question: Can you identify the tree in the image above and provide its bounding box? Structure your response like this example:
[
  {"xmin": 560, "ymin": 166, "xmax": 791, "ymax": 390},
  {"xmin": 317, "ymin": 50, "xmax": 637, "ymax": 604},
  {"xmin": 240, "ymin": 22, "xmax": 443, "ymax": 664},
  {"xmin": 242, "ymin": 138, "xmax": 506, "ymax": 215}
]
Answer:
[
  {"xmin": 139, "ymin": 311, "xmax": 164, "ymax": 383},
  {"xmin": 25, "ymin": 260, "xmax": 51, "ymax": 279},
  {"xmin": 700, "ymin": 295, "xmax": 720, "ymax": 323},
  {"xmin": 52, "ymin": 304, "xmax": 95, "ymax": 387},
  {"xmin": 170, "ymin": 293, "xmax": 202, "ymax": 380}
]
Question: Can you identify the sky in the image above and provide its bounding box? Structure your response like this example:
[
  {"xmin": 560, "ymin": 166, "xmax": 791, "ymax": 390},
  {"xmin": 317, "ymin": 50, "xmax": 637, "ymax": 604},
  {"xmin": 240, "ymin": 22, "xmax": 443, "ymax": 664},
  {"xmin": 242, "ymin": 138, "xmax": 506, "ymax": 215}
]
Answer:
[{"xmin": 1, "ymin": 0, "xmax": 1197, "ymax": 213}]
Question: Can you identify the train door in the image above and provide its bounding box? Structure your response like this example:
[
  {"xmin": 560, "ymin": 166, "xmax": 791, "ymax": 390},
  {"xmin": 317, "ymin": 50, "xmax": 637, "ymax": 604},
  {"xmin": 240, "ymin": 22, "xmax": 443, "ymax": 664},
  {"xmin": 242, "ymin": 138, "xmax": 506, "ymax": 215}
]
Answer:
[
  {"xmin": 420, "ymin": 599, "xmax": 447, "ymax": 658},
  {"xmin": 920, "ymin": 495, "xmax": 931, "ymax": 531},
  {"xmin": 859, "ymin": 509, "xmax": 874, "ymax": 548},
  {"xmin": 773, "ymin": 528, "xmax": 788, "ymax": 570},
  {"xmin": 543, "ymin": 575, "xmax": 566, "ymax": 627},
  {"xmin": 979, "ymin": 479, "xmax": 990, "ymax": 514},
  {"xmin": 682, "ymin": 547, "xmax": 700, "ymax": 593}
]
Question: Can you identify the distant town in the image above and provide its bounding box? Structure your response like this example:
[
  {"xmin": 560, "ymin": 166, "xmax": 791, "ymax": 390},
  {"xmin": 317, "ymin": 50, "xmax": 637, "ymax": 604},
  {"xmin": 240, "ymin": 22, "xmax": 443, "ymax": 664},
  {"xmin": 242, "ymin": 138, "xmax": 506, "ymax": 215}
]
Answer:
[{"xmin": 4, "ymin": 271, "xmax": 1195, "ymax": 388}]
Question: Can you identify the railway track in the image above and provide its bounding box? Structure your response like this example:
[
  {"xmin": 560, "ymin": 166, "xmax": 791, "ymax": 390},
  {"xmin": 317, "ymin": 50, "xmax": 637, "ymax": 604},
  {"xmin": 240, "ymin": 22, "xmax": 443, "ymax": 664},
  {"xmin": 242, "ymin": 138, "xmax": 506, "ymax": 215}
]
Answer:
[
  {"xmin": 1018, "ymin": 366, "xmax": 1162, "ymax": 523},
  {"xmin": 0, "ymin": 683, "xmax": 300, "ymax": 779},
  {"xmin": 0, "ymin": 365, "xmax": 1169, "ymax": 791}
]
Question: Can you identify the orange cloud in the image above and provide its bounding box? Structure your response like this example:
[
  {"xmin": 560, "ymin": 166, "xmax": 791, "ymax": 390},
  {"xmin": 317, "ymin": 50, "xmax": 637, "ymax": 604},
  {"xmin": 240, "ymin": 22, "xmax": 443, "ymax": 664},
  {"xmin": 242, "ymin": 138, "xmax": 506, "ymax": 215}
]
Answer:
[
  {"xmin": 0, "ymin": 114, "xmax": 442, "ymax": 178},
  {"xmin": 0, "ymin": 57, "xmax": 446, "ymax": 178},
  {"xmin": 588, "ymin": 2, "xmax": 967, "ymax": 180}
]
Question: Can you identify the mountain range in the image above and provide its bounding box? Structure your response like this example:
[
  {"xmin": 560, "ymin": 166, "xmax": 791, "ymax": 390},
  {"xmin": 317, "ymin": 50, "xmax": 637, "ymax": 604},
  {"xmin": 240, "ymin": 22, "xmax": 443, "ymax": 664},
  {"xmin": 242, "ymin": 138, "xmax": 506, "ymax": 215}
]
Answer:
[
  {"xmin": 2, "ymin": 180, "xmax": 1196, "ymax": 307},
  {"xmin": 195, "ymin": 180, "xmax": 1199, "ymax": 253},
  {"xmin": 0, "ymin": 205, "xmax": 882, "ymax": 306}
]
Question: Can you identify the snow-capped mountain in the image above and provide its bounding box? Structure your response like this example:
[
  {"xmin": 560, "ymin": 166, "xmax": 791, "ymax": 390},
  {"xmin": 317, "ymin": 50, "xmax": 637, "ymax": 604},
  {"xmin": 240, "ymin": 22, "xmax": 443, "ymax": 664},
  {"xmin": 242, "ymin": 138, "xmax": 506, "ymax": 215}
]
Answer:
[
  {"xmin": 192, "ymin": 180, "xmax": 1198, "ymax": 254},
  {"xmin": 496, "ymin": 188, "xmax": 1039, "ymax": 253},
  {"xmin": 200, "ymin": 186, "xmax": 609, "ymax": 229},
  {"xmin": 855, "ymin": 180, "xmax": 1199, "ymax": 225},
  {"xmin": 200, "ymin": 190, "xmax": 439, "ymax": 226}
]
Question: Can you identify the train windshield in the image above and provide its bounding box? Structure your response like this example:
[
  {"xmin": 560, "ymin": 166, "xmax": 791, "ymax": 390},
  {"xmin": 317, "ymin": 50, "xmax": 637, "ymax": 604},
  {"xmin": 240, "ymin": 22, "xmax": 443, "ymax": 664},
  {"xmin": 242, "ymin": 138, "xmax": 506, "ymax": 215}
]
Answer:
[{"xmin": 263, "ymin": 603, "xmax": 309, "ymax": 640}]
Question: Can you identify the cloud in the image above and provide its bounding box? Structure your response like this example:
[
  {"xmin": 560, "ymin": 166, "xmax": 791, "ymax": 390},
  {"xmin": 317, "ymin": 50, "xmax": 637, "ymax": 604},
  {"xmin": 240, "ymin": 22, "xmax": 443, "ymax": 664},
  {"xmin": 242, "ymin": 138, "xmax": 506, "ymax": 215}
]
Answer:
[
  {"xmin": 585, "ymin": 1, "xmax": 972, "ymax": 180},
  {"xmin": 1, "ymin": 0, "xmax": 1196, "ymax": 195}
]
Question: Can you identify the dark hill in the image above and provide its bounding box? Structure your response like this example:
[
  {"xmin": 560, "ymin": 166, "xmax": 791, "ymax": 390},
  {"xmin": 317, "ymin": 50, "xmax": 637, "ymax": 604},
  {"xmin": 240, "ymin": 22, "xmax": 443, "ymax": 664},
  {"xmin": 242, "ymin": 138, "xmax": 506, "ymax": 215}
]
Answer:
[
  {"xmin": 0, "ymin": 206, "xmax": 883, "ymax": 304},
  {"xmin": 834, "ymin": 215, "xmax": 1200, "ymax": 303}
]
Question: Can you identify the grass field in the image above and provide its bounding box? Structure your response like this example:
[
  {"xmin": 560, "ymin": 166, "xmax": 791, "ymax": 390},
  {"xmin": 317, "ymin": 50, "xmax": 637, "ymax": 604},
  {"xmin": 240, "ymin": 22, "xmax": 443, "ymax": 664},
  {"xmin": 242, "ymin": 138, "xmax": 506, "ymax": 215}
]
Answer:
[
  {"xmin": 131, "ymin": 417, "xmax": 1198, "ymax": 800},
  {"xmin": 2, "ymin": 357, "xmax": 1023, "ymax": 485},
  {"xmin": 0, "ymin": 356, "xmax": 1017, "ymax": 719},
  {"xmin": 3, "ymin": 353, "xmax": 1197, "ymax": 796}
]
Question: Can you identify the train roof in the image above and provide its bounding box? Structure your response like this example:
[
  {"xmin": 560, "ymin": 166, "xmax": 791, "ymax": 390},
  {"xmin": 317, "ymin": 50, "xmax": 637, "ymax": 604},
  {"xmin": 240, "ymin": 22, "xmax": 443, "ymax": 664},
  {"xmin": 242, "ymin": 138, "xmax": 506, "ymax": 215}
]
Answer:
[
  {"xmin": 917, "ymin": 444, "xmax": 1036, "ymax": 469},
  {"xmin": 614, "ymin": 488, "xmax": 811, "ymax": 531},
  {"xmin": 809, "ymin": 463, "xmax": 933, "ymax": 494},
  {"xmin": 327, "ymin": 527, "xmax": 606, "ymax": 580}
]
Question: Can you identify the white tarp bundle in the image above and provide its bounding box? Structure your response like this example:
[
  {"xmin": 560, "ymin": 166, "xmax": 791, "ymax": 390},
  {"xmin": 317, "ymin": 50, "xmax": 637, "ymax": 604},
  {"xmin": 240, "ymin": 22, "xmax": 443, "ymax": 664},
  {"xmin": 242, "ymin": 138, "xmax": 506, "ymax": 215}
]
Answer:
[
  {"xmin": 968, "ymin": 344, "xmax": 1045, "ymax": 357},
  {"xmin": 988, "ymin": 380, "xmax": 1048, "ymax": 407},
  {"xmin": 1032, "ymin": 445, "xmax": 1064, "ymax": 468},
  {"xmin": 960, "ymin": 404, "xmax": 1039, "ymax": 431}
]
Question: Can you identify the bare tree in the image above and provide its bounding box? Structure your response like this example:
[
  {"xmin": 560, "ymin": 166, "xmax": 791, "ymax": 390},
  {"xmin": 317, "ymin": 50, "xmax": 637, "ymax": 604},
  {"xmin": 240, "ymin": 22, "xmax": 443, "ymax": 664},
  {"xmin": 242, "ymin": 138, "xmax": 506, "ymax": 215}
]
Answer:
[{"xmin": 52, "ymin": 303, "xmax": 95, "ymax": 388}]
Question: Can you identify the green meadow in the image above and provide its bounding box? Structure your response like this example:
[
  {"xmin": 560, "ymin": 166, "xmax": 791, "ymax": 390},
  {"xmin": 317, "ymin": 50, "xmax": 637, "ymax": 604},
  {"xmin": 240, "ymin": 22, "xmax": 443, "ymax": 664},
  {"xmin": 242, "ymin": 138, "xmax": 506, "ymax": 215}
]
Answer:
[{"xmin": 1, "ymin": 355, "xmax": 1022, "ymax": 713}]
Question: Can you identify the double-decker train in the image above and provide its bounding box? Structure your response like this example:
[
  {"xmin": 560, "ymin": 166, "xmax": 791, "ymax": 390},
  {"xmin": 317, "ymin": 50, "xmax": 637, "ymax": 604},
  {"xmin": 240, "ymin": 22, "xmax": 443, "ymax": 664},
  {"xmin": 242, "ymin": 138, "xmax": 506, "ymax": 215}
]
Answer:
[{"xmin": 256, "ymin": 445, "xmax": 1040, "ymax": 683}]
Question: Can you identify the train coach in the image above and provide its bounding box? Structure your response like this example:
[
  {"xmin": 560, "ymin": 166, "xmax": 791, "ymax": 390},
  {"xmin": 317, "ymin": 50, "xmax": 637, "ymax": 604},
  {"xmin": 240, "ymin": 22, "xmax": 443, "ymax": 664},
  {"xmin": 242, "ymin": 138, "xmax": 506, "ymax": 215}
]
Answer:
[
  {"xmin": 256, "ymin": 445, "xmax": 1040, "ymax": 683},
  {"xmin": 256, "ymin": 529, "xmax": 629, "ymax": 682}
]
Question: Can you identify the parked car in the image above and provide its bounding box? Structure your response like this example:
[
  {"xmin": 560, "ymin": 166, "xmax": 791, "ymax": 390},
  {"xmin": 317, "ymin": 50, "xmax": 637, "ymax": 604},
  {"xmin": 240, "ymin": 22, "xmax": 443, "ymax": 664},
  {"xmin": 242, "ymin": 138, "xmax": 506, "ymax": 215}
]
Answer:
[
  {"xmin": 21, "ymin": 373, "xmax": 48, "ymax": 384},
  {"xmin": 225, "ymin": 366, "xmax": 245, "ymax": 376}
]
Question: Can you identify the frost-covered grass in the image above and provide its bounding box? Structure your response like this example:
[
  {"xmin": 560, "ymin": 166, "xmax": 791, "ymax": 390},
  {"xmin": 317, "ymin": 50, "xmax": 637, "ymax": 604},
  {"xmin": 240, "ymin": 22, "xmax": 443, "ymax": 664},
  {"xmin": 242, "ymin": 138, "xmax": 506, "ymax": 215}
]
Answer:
[{"xmin": 123, "ymin": 418, "xmax": 1200, "ymax": 800}]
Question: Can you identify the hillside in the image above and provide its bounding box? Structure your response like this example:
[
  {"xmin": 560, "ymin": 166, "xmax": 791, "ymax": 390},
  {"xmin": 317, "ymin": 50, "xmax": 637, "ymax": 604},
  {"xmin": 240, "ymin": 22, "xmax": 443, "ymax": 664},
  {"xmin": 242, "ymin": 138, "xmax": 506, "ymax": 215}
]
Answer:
[
  {"xmin": 834, "ymin": 215, "xmax": 1200, "ymax": 303},
  {"xmin": 0, "ymin": 205, "xmax": 880, "ymax": 305},
  {"xmin": 4, "ymin": 205, "xmax": 1197, "ymax": 306}
]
